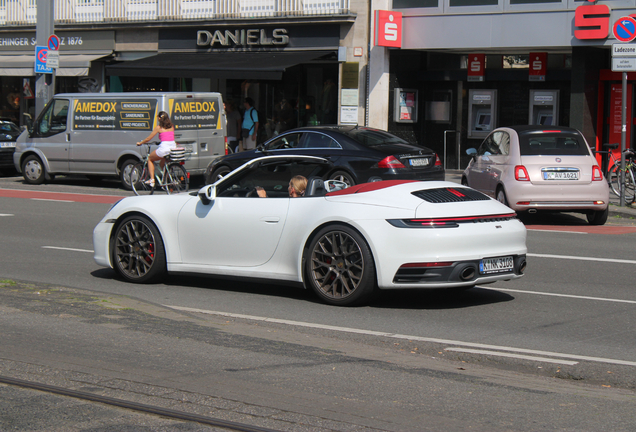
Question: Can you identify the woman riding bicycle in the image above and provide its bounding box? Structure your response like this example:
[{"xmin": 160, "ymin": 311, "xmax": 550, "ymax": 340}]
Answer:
[{"xmin": 136, "ymin": 111, "xmax": 176, "ymax": 187}]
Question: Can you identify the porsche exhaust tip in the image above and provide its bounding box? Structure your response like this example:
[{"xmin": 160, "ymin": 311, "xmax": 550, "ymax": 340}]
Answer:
[
  {"xmin": 459, "ymin": 266, "xmax": 476, "ymax": 281},
  {"xmin": 519, "ymin": 260, "xmax": 527, "ymax": 275}
]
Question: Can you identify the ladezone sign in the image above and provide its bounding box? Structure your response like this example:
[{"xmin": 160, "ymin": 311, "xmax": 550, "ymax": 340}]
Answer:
[{"xmin": 574, "ymin": 0, "xmax": 636, "ymax": 40}]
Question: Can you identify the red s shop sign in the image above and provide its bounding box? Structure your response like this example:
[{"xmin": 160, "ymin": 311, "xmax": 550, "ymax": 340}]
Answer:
[
  {"xmin": 375, "ymin": 10, "xmax": 402, "ymax": 48},
  {"xmin": 574, "ymin": 0, "xmax": 636, "ymax": 40}
]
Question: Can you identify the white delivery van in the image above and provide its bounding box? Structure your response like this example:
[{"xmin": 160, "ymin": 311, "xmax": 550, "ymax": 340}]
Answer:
[{"xmin": 13, "ymin": 92, "xmax": 226, "ymax": 189}]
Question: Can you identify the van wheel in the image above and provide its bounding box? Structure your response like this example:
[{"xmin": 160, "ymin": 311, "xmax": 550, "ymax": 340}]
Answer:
[
  {"xmin": 120, "ymin": 158, "xmax": 138, "ymax": 190},
  {"xmin": 22, "ymin": 155, "xmax": 46, "ymax": 185}
]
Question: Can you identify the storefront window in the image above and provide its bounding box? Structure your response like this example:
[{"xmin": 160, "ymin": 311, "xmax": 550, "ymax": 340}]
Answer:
[
  {"xmin": 393, "ymin": 0, "xmax": 439, "ymax": 8},
  {"xmin": 450, "ymin": 0, "xmax": 497, "ymax": 5}
]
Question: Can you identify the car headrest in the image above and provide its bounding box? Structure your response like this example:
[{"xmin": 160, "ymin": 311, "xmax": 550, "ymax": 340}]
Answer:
[{"xmin": 305, "ymin": 176, "xmax": 326, "ymax": 197}]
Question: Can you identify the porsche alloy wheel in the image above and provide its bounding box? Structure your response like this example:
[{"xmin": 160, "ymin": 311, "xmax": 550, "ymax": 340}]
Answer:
[
  {"xmin": 306, "ymin": 225, "xmax": 375, "ymax": 306},
  {"xmin": 112, "ymin": 215, "xmax": 166, "ymax": 283}
]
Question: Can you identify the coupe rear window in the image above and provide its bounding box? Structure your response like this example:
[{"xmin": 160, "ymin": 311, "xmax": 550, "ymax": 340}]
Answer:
[
  {"xmin": 343, "ymin": 128, "xmax": 409, "ymax": 147},
  {"xmin": 519, "ymin": 133, "xmax": 590, "ymax": 156}
]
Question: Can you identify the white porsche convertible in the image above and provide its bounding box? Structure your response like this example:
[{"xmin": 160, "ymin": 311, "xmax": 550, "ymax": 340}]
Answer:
[{"xmin": 93, "ymin": 155, "xmax": 527, "ymax": 306}]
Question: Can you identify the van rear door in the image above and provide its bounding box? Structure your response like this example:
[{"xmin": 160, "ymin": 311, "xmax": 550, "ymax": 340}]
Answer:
[{"xmin": 169, "ymin": 94, "xmax": 224, "ymax": 173}]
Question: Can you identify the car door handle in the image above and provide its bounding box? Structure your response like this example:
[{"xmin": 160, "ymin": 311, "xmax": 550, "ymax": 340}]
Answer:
[{"xmin": 260, "ymin": 217, "xmax": 280, "ymax": 224}]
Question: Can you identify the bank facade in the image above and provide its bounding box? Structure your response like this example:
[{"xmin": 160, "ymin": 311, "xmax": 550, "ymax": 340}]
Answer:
[{"xmin": 368, "ymin": 0, "xmax": 636, "ymax": 169}]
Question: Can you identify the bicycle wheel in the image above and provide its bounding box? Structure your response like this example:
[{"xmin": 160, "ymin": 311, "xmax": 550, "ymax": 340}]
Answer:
[
  {"xmin": 131, "ymin": 162, "xmax": 155, "ymax": 196},
  {"xmin": 608, "ymin": 164, "xmax": 621, "ymax": 197},
  {"xmin": 626, "ymin": 166, "xmax": 636, "ymax": 205},
  {"xmin": 166, "ymin": 164, "xmax": 189, "ymax": 194}
]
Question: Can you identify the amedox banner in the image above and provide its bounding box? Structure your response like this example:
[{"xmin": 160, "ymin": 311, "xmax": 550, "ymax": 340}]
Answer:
[
  {"xmin": 72, "ymin": 99, "xmax": 158, "ymax": 131},
  {"xmin": 169, "ymin": 98, "xmax": 221, "ymax": 130}
]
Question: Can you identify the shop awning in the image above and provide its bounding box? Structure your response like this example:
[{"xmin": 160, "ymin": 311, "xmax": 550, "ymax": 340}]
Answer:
[
  {"xmin": 105, "ymin": 50, "xmax": 336, "ymax": 80},
  {"xmin": 0, "ymin": 52, "xmax": 111, "ymax": 77}
]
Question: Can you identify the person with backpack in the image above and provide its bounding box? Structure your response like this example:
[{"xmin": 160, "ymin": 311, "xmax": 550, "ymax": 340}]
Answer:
[{"xmin": 241, "ymin": 97, "xmax": 259, "ymax": 151}]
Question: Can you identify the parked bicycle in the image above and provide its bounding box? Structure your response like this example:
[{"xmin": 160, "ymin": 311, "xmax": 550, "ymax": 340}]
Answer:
[
  {"xmin": 130, "ymin": 142, "xmax": 189, "ymax": 196},
  {"xmin": 595, "ymin": 143, "xmax": 635, "ymax": 204}
]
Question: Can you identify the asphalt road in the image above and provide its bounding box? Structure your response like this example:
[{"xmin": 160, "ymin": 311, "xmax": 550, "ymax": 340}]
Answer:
[{"xmin": 1, "ymin": 172, "xmax": 636, "ymax": 431}]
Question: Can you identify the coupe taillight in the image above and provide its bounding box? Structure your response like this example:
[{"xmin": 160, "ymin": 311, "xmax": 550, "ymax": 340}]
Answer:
[
  {"xmin": 592, "ymin": 165, "xmax": 603, "ymax": 181},
  {"xmin": 378, "ymin": 155, "xmax": 405, "ymax": 169},
  {"xmin": 515, "ymin": 165, "xmax": 530, "ymax": 181}
]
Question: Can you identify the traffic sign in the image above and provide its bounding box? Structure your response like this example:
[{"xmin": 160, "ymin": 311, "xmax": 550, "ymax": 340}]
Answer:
[
  {"xmin": 47, "ymin": 34, "xmax": 60, "ymax": 51},
  {"xmin": 46, "ymin": 50, "xmax": 59, "ymax": 69},
  {"xmin": 612, "ymin": 58, "xmax": 636, "ymax": 72},
  {"xmin": 613, "ymin": 16, "xmax": 636, "ymax": 43},
  {"xmin": 34, "ymin": 46, "xmax": 53, "ymax": 74}
]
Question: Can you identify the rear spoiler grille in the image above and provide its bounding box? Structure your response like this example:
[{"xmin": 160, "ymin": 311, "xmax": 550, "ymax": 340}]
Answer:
[{"xmin": 412, "ymin": 187, "xmax": 491, "ymax": 203}]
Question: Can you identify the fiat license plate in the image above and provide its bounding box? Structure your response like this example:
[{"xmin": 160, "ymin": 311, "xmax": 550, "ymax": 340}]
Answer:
[
  {"xmin": 409, "ymin": 158, "xmax": 430, "ymax": 167},
  {"xmin": 479, "ymin": 256, "xmax": 514, "ymax": 274},
  {"xmin": 543, "ymin": 171, "xmax": 579, "ymax": 180}
]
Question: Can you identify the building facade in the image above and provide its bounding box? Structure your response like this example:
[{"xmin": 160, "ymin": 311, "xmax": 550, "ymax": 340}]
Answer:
[
  {"xmin": 368, "ymin": 0, "xmax": 636, "ymax": 169},
  {"xmin": 0, "ymin": 0, "xmax": 371, "ymax": 141}
]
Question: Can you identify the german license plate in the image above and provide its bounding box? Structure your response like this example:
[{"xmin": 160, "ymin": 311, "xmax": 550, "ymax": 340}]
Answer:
[
  {"xmin": 409, "ymin": 158, "xmax": 430, "ymax": 167},
  {"xmin": 543, "ymin": 171, "xmax": 578, "ymax": 180},
  {"xmin": 0, "ymin": 142, "xmax": 16, "ymax": 148},
  {"xmin": 479, "ymin": 256, "xmax": 514, "ymax": 274}
]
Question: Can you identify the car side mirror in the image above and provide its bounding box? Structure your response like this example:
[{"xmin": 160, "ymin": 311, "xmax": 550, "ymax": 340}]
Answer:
[
  {"xmin": 198, "ymin": 184, "xmax": 216, "ymax": 205},
  {"xmin": 466, "ymin": 148, "xmax": 477, "ymax": 159}
]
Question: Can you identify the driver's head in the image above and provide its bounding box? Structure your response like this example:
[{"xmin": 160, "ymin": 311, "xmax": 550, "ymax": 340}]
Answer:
[{"xmin": 289, "ymin": 175, "xmax": 307, "ymax": 197}]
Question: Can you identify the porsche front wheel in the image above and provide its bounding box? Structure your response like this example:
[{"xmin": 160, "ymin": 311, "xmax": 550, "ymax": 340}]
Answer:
[
  {"xmin": 305, "ymin": 225, "xmax": 376, "ymax": 306},
  {"xmin": 112, "ymin": 215, "xmax": 166, "ymax": 283}
]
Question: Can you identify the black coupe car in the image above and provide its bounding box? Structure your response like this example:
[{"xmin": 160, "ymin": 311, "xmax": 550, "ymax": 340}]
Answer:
[
  {"xmin": 0, "ymin": 120, "xmax": 22, "ymax": 173},
  {"xmin": 205, "ymin": 125, "xmax": 444, "ymax": 185}
]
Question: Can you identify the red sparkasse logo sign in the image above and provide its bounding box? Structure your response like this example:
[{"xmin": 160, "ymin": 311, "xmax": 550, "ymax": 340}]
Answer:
[
  {"xmin": 573, "ymin": 0, "xmax": 636, "ymax": 40},
  {"xmin": 375, "ymin": 10, "xmax": 402, "ymax": 48}
]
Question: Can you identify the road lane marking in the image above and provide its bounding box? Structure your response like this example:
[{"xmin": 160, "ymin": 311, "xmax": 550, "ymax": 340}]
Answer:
[
  {"xmin": 444, "ymin": 348, "xmax": 579, "ymax": 365},
  {"xmin": 0, "ymin": 214, "xmax": 14, "ymax": 217},
  {"xmin": 528, "ymin": 229, "xmax": 587, "ymax": 234},
  {"xmin": 165, "ymin": 305, "xmax": 636, "ymax": 367},
  {"xmin": 31, "ymin": 198, "xmax": 75, "ymax": 203},
  {"xmin": 42, "ymin": 246, "xmax": 94, "ymax": 253},
  {"xmin": 0, "ymin": 188, "xmax": 124, "ymax": 204},
  {"xmin": 528, "ymin": 252, "xmax": 636, "ymax": 265},
  {"xmin": 483, "ymin": 287, "xmax": 636, "ymax": 305}
]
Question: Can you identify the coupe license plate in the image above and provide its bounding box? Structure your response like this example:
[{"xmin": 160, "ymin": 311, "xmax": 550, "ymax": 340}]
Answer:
[
  {"xmin": 409, "ymin": 158, "xmax": 430, "ymax": 167},
  {"xmin": 0, "ymin": 142, "xmax": 16, "ymax": 148},
  {"xmin": 479, "ymin": 256, "xmax": 514, "ymax": 274},
  {"xmin": 543, "ymin": 171, "xmax": 579, "ymax": 180}
]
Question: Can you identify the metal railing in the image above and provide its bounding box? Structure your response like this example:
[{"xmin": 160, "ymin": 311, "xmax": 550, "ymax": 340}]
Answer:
[{"xmin": 0, "ymin": 0, "xmax": 350, "ymax": 26}]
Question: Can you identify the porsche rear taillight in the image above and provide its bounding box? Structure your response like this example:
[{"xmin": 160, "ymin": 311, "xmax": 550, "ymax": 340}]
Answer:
[
  {"xmin": 515, "ymin": 165, "xmax": 530, "ymax": 181},
  {"xmin": 592, "ymin": 165, "xmax": 603, "ymax": 181},
  {"xmin": 378, "ymin": 155, "xmax": 405, "ymax": 169}
]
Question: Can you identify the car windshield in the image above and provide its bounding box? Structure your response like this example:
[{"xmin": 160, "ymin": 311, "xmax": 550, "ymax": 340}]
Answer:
[
  {"xmin": 342, "ymin": 128, "xmax": 410, "ymax": 148},
  {"xmin": 0, "ymin": 122, "xmax": 20, "ymax": 134},
  {"xmin": 217, "ymin": 160, "xmax": 330, "ymax": 198},
  {"xmin": 519, "ymin": 133, "xmax": 590, "ymax": 156}
]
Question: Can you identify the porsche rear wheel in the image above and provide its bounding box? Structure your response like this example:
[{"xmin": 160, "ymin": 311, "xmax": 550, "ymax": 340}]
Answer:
[
  {"xmin": 305, "ymin": 225, "xmax": 376, "ymax": 306},
  {"xmin": 112, "ymin": 215, "xmax": 166, "ymax": 283}
]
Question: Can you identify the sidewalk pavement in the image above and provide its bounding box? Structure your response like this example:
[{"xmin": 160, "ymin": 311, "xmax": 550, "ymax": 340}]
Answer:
[{"xmin": 444, "ymin": 170, "xmax": 636, "ymax": 220}]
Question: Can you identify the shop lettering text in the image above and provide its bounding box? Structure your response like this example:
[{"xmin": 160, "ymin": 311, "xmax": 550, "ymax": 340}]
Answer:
[
  {"xmin": 197, "ymin": 29, "xmax": 289, "ymax": 47},
  {"xmin": 0, "ymin": 36, "xmax": 83, "ymax": 47}
]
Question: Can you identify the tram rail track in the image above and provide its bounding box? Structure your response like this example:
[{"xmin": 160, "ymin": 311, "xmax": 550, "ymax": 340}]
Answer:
[{"xmin": 0, "ymin": 375, "xmax": 281, "ymax": 432}]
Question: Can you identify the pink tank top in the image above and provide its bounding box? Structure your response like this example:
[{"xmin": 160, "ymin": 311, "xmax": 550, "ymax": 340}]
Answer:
[{"xmin": 159, "ymin": 130, "xmax": 174, "ymax": 141}]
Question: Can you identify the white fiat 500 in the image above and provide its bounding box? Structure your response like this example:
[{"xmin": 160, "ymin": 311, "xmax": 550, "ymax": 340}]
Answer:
[
  {"xmin": 94, "ymin": 155, "xmax": 527, "ymax": 306},
  {"xmin": 462, "ymin": 126, "xmax": 610, "ymax": 225}
]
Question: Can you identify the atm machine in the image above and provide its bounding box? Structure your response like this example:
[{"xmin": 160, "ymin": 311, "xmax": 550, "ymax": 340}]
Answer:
[
  {"xmin": 529, "ymin": 90, "xmax": 559, "ymax": 126},
  {"xmin": 468, "ymin": 89, "xmax": 497, "ymax": 138}
]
